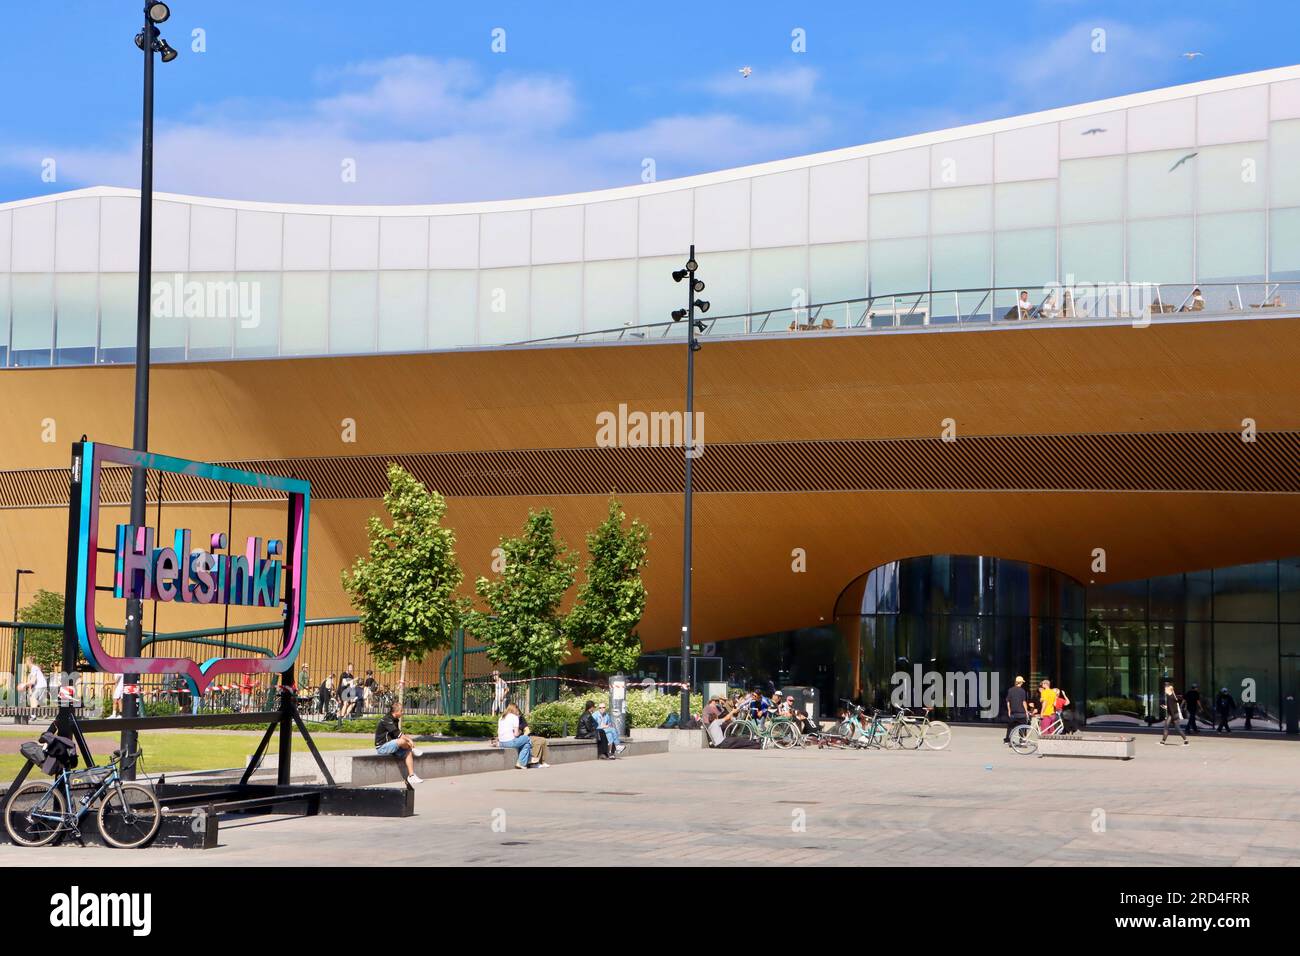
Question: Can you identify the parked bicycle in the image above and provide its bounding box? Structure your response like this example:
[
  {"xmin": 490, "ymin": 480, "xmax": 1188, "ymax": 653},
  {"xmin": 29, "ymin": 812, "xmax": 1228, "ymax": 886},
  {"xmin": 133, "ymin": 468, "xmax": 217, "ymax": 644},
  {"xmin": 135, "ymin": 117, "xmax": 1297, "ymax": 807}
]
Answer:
[
  {"xmin": 891, "ymin": 706, "xmax": 952, "ymax": 751},
  {"xmin": 1008, "ymin": 712, "xmax": 1064, "ymax": 755},
  {"xmin": 5, "ymin": 748, "xmax": 160, "ymax": 849},
  {"xmin": 725, "ymin": 712, "xmax": 800, "ymax": 749}
]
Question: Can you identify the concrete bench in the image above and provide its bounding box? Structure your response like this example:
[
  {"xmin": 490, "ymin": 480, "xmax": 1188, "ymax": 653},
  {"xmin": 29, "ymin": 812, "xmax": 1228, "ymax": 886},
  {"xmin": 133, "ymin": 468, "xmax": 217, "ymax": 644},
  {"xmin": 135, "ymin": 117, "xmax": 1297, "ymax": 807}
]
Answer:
[
  {"xmin": 350, "ymin": 737, "xmax": 668, "ymax": 786},
  {"xmin": 1036, "ymin": 733, "xmax": 1135, "ymax": 760}
]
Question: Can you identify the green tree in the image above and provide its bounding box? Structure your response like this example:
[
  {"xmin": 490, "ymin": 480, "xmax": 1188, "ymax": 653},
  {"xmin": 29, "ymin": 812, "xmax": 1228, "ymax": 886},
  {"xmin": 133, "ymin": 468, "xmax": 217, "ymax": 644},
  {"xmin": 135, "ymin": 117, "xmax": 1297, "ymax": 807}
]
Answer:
[
  {"xmin": 563, "ymin": 498, "xmax": 650, "ymax": 674},
  {"xmin": 466, "ymin": 510, "xmax": 576, "ymax": 676},
  {"xmin": 17, "ymin": 589, "xmax": 65, "ymax": 673},
  {"xmin": 340, "ymin": 464, "xmax": 463, "ymax": 693}
]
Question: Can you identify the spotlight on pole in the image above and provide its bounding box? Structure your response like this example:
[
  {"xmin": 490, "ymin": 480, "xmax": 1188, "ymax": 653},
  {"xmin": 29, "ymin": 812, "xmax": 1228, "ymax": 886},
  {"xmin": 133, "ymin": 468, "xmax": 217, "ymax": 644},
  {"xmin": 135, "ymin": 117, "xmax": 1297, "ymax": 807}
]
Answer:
[
  {"xmin": 686, "ymin": 258, "xmax": 698, "ymax": 272},
  {"xmin": 693, "ymin": 279, "xmax": 705, "ymax": 293},
  {"xmin": 158, "ymin": 39, "xmax": 178, "ymax": 62},
  {"xmin": 147, "ymin": 2, "xmax": 171, "ymax": 23},
  {"xmin": 671, "ymin": 309, "xmax": 687, "ymax": 321},
  {"xmin": 672, "ymin": 269, "xmax": 689, "ymax": 283},
  {"xmin": 694, "ymin": 299, "xmax": 710, "ymax": 313}
]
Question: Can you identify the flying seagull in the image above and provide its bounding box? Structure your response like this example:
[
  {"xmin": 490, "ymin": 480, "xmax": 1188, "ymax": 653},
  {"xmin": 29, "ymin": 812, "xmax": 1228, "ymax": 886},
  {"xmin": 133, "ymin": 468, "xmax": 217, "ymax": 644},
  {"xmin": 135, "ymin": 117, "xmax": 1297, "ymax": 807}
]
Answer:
[
  {"xmin": 1082, "ymin": 127, "xmax": 1106, "ymax": 135},
  {"xmin": 1169, "ymin": 152, "xmax": 1198, "ymax": 172},
  {"xmin": 1182, "ymin": 51, "xmax": 1204, "ymax": 59},
  {"xmin": 739, "ymin": 66, "xmax": 752, "ymax": 78}
]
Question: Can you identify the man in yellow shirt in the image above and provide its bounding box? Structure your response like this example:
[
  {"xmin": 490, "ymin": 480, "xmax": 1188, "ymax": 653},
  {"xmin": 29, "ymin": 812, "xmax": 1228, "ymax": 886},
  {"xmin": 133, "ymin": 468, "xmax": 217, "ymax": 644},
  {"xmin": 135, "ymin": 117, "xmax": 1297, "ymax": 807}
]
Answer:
[{"xmin": 1039, "ymin": 679, "xmax": 1059, "ymax": 731}]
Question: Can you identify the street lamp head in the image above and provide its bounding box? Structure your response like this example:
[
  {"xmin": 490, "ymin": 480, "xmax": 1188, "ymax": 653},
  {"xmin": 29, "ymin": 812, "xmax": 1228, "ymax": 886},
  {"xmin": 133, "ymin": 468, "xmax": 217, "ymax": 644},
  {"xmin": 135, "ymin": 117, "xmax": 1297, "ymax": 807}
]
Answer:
[
  {"xmin": 147, "ymin": 2, "xmax": 171, "ymax": 24},
  {"xmin": 671, "ymin": 269, "xmax": 688, "ymax": 283},
  {"xmin": 692, "ymin": 279, "xmax": 705, "ymax": 293},
  {"xmin": 158, "ymin": 39, "xmax": 178, "ymax": 62},
  {"xmin": 694, "ymin": 299, "xmax": 710, "ymax": 313},
  {"xmin": 685, "ymin": 258, "xmax": 698, "ymax": 272},
  {"xmin": 671, "ymin": 309, "xmax": 687, "ymax": 321}
]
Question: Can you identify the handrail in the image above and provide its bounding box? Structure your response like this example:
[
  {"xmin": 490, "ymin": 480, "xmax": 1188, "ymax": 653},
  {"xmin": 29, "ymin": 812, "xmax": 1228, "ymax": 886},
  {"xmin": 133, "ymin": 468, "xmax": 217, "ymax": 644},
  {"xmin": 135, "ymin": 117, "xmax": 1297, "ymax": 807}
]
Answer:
[{"xmin": 517, "ymin": 280, "xmax": 1300, "ymax": 347}]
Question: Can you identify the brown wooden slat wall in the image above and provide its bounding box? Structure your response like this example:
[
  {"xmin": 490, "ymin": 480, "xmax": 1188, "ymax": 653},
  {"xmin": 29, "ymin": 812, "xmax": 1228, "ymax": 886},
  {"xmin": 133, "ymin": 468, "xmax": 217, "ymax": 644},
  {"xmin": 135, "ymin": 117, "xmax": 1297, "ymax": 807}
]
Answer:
[{"xmin": 2, "ymin": 432, "xmax": 1298, "ymax": 509}]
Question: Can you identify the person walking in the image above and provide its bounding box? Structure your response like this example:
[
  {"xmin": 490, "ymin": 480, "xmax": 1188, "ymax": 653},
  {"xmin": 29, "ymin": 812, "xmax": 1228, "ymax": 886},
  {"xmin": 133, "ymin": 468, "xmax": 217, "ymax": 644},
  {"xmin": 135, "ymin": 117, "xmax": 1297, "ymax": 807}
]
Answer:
[
  {"xmin": 1183, "ymin": 683, "xmax": 1202, "ymax": 734},
  {"xmin": 375, "ymin": 701, "xmax": 423, "ymax": 785},
  {"xmin": 497, "ymin": 703, "xmax": 532, "ymax": 770},
  {"xmin": 17, "ymin": 656, "xmax": 48, "ymax": 719},
  {"xmin": 1161, "ymin": 682, "xmax": 1189, "ymax": 745},
  {"xmin": 1215, "ymin": 687, "xmax": 1235, "ymax": 733},
  {"xmin": 1037, "ymin": 679, "xmax": 1059, "ymax": 734},
  {"xmin": 1004, "ymin": 676, "xmax": 1030, "ymax": 744}
]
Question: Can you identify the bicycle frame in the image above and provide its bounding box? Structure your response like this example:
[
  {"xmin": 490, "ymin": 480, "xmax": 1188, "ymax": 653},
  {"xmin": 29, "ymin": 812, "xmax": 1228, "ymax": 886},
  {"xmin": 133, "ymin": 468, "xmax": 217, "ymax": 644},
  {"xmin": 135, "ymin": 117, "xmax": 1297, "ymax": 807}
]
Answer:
[{"xmin": 25, "ymin": 757, "xmax": 132, "ymax": 836}]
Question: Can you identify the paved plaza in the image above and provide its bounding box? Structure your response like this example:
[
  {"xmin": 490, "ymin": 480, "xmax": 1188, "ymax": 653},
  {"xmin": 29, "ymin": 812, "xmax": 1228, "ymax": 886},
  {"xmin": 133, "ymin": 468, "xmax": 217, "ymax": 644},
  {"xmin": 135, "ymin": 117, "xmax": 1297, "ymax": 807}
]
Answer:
[{"xmin": 3, "ymin": 726, "xmax": 1299, "ymax": 866}]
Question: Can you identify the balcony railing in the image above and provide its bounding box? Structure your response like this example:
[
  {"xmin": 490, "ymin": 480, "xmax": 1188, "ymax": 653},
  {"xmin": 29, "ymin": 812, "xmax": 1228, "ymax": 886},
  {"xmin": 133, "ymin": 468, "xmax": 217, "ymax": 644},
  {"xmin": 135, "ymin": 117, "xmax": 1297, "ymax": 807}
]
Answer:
[{"xmin": 516, "ymin": 280, "xmax": 1300, "ymax": 347}]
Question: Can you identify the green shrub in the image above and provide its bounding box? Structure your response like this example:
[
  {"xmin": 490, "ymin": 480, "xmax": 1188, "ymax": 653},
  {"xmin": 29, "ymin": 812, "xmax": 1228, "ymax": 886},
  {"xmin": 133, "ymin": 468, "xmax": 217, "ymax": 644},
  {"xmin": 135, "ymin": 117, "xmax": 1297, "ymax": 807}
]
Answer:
[
  {"xmin": 526, "ymin": 690, "xmax": 704, "ymax": 737},
  {"xmin": 218, "ymin": 714, "xmax": 498, "ymax": 738},
  {"xmin": 143, "ymin": 700, "xmax": 180, "ymax": 718}
]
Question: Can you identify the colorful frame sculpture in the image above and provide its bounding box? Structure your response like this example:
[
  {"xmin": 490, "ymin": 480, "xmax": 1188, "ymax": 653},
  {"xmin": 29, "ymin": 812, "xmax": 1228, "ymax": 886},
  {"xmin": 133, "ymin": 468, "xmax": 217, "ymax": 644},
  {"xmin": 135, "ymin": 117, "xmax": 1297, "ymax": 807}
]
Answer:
[{"xmin": 65, "ymin": 441, "xmax": 310, "ymax": 694}]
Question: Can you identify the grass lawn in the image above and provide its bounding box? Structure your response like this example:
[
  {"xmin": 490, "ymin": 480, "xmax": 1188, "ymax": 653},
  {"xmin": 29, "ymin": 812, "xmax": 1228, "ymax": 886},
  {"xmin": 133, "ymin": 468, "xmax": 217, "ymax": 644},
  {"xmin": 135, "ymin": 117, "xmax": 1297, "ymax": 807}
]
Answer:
[{"xmin": 0, "ymin": 729, "xmax": 366, "ymax": 779}]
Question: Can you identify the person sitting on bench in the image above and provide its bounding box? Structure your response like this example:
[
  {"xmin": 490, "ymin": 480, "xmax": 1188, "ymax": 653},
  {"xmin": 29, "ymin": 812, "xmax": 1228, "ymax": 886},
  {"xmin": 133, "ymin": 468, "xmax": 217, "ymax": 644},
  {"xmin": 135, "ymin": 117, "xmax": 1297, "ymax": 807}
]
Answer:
[
  {"xmin": 576, "ymin": 700, "xmax": 611, "ymax": 758},
  {"xmin": 375, "ymin": 701, "xmax": 423, "ymax": 785},
  {"xmin": 593, "ymin": 701, "xmax": 626, "ymax": 757}
]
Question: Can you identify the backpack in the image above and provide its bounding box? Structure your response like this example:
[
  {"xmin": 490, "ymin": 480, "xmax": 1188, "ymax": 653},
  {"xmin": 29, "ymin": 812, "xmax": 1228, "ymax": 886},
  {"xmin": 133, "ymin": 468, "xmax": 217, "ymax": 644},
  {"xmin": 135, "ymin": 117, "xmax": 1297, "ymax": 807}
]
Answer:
[{"xmin": 21, "ymin": 732, "xmax": 78, "ymax": 776}]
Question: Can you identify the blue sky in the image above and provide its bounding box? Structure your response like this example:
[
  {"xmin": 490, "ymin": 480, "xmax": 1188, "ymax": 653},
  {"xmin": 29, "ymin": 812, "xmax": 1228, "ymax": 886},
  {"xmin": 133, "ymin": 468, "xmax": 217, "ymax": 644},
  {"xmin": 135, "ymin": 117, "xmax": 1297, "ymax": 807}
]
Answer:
[{"xmin": 1, "ymin": 0, "xmax": 1297, "ymax": 204}]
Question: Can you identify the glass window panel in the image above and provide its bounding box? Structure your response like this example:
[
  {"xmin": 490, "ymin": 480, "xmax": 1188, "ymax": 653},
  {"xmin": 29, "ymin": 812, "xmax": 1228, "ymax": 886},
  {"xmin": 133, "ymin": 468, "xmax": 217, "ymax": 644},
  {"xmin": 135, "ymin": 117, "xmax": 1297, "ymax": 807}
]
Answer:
[
  {"xmin": 179, "ymin": 272, "xmax": 236, "ymax": 361},
  {"xmin": 1128, "ymin": 218, "xmax": 1193, "ymax": 285},
  {"xmin": 1213, "ymin": 561, "xmax": 1277, "ymax": 623},
  {"xmin": 995, "ymin": 228, "xmax": 1055, "ymax": 295},
  {"xmin": 529, "ymin": 263, "xmax": 582, "ymax": 341},
  {"xmin": 477, "ymin": 267, "xmax": 529, "ymax": 345},
  {"xmin": 329, "ymin": 272, "xmax": 377, "ymax": 354},
  {"xmin": 55, "ymin": 274, "xmax": 97, "ymax": 350},
  {"xmin": 98, "ymin": 274, "xmax": 137, "ymax": 353},
  {"xmin": 1060, "ymin": 156, "xmax": 1124, "ymax": 224},
  {"xmin": 1270, "ymin": 208, "xmax": 1300, "ymax": 281},
  {"xmin": 931, "ymin": 185, "xmax": 991, "ymax": 235},
  {"xmin": 377, "ymin": 271, "xmax": 428, "ymax": 352},
  {"xmin": 1060, "ymin": 222, "xmax": 1123, "ymax": 284},
  {"xmin": 1281, "ymin": 558, "xmax": 1300, "ymax": 623},
  {"xmin": 280, "ymin": 272, "xmax": 329, "ymax": 356},
  {"xmin": 809, "ymin": 242, "xmax": 867, "ymax": 304},
  {"xmin": 1213, "ymin": 623, "xmax": 1277, "ymax": 730},
  {"xmin": 235, "ymin": 272, "xmax": 281, "ymax": 358},
  {"xmin": 1126, "ymin": 149, "xmax": 1195, "ymax": 219},
  {"xmin": 583, "ymin": 259, "xmax": 636, "ymax": 332},
  {"xmin": 868, "ymin": 238, "xmax": 927, "ymax": 295},
  {"xmin": 702, "ymin": 250, "xmax": 749, "ymax": 333},
  {"xmin": 931, "ymin": 234, "xmax": 990, "ymax": 323},
  {"xmin": 1270, "ymin": 119, "xmax": 1300, "ymax": 207},
  {"xmin": 10, "ymin": 273, "xmax": 53, "ymax": 365},
  {"xmin": 148, "ymin": 273, "xmax": 188, "ymax": 357},
  {"xmin": 0, "ymin": 274, "xmax": 9, "ymax": 367},
  {"xmin": 869, "ymin": 191, "xmax": 928, "ymax": 239},
  {"xmin": 995, "ymin": 180, "xmax": 1056, "ymax": 230},
  {"xmin": 428, "ymin": 270, "xmax": 477, "ymax": 348},
  {"xmin": 637, "ymin": 256, "xmax": 681, "ymax": 326},
  {"xmin": 1197, "ymin": 142, "xmax": 1267, "ymax": 213},
  {"xmin": 1198, "ymin": 211, "xmax": 1265, "ymax": 282},
  {"xmin": 751, "ymin": 247, "xmax": 803, "ymax": 313}
]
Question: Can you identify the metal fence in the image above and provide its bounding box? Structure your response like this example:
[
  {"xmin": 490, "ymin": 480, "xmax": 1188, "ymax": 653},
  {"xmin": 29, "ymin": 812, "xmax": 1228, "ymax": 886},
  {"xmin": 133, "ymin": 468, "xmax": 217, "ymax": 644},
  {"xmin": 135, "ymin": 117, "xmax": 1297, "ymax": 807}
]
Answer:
[{"xmin": 0, "ymin": 617, "xmax": 564, "ymax": 720}]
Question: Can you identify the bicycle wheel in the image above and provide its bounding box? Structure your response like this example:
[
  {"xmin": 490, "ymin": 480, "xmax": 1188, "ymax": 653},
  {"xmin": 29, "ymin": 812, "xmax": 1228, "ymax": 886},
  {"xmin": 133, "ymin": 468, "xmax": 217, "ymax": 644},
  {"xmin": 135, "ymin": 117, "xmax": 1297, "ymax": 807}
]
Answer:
[
  {"xmin": 97, "ymin": 783, "xmax": 161, "ymax": 849},
  {"xmin": 5, "ymin": 781, "xmax": 67, "ymax": 847},
  {"xmin": 922, "ymin": 721, "xmax": 952, "ymax": 751},
  {"xmin": 768, "ymin": 720, "xmax": 799, "ymax": 750},
  {"xmin": 896, "ymin": 721, "xmax": 923, "ymax": 750},
  {"xmin": 1008, "ymin": 725, "xmax": 1036, "ymax": 755},
  {"xmin": 726, "ymin": 721, "xmax": 757, "ymax": 742}
]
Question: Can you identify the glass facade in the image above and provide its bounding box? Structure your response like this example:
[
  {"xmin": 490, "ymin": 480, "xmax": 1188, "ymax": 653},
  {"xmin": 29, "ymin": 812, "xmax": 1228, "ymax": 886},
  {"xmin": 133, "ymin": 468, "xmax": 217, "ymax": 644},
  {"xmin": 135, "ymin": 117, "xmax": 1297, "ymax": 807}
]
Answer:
[
  {"xmin": 2, "ymin": 70, "xmax": 1298, "ymax": 365},
  {"xmin": 834, "ymin": 555, "xmax": 1300, "ymax": 731}
]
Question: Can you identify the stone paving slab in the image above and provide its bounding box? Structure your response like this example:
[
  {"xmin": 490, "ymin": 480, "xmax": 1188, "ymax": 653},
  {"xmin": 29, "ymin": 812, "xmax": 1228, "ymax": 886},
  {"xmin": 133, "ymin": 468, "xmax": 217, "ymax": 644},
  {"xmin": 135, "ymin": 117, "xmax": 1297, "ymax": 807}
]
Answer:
[{"xmin": 3, "ymin": 726, "xmax": 1298, "ymax": 866}]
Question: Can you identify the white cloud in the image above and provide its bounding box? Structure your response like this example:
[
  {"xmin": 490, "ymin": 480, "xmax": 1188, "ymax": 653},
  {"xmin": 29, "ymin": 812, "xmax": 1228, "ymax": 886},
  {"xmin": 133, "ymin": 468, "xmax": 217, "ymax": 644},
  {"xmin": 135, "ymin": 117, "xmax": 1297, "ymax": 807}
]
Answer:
[{"xmin": 1, "ymin": 56, "xmax": 830, "ymax": 203}]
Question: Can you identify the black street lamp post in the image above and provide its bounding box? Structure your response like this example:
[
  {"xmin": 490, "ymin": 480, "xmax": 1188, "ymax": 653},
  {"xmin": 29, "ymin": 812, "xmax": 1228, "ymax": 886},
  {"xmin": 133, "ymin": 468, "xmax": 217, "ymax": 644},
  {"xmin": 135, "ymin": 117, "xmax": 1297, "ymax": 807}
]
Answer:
[
  {"xmin": 671, "ymin": 246, "xmax": 709, "ymax": 723},
  {"xmin": 122, "ymin": 2, "xmax": 177, "ymax": 777},
  {"xmin": 12, "ymin": 568, "xmax": 34, "ymax": 689}
]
